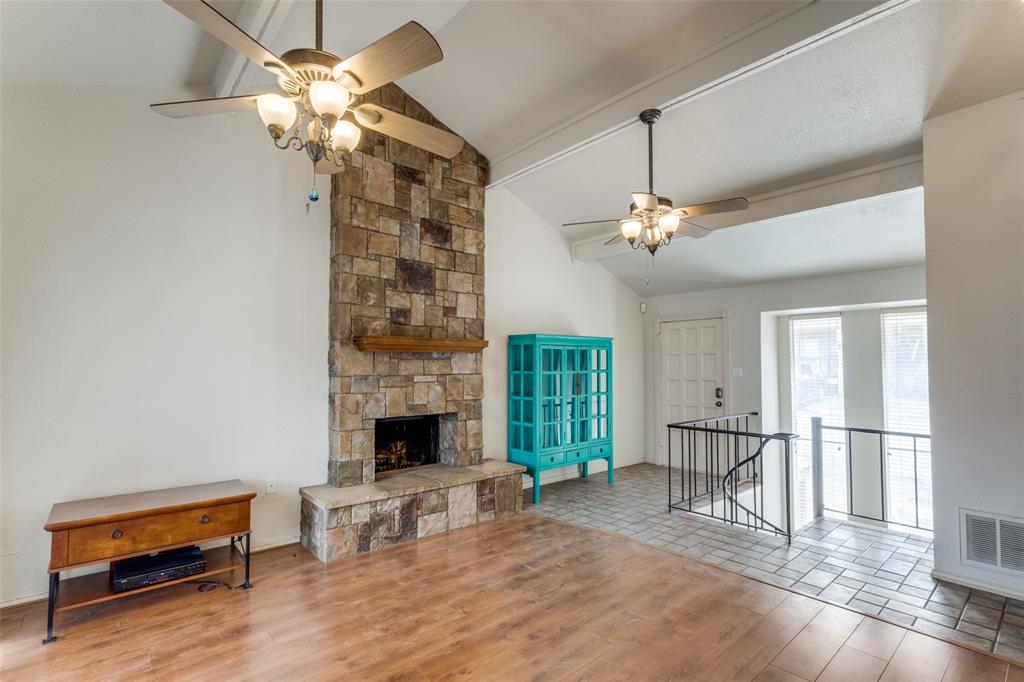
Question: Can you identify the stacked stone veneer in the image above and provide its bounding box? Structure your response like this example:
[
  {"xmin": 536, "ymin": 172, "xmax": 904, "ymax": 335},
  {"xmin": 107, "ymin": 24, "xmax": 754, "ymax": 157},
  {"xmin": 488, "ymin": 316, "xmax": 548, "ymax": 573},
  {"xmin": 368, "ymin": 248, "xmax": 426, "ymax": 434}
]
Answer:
[
  {"xmin": 301, "ymin": 461, "xmax": 524, "ymax": 561},
  {"xmin": 299, "ymin": 85, "xmax": 522, "ymax": 564},
  {"xmin": 327, "ymin": 82, "xmax": 488, "ymax": 488}
]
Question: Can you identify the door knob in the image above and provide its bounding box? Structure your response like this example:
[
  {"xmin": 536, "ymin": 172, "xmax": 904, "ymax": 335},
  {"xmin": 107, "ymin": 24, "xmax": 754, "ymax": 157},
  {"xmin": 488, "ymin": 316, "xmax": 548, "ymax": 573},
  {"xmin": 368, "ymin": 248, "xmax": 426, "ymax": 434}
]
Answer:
[{"xmin": 715, "ymin": 401, "xmax": 723, "ymax": 407}]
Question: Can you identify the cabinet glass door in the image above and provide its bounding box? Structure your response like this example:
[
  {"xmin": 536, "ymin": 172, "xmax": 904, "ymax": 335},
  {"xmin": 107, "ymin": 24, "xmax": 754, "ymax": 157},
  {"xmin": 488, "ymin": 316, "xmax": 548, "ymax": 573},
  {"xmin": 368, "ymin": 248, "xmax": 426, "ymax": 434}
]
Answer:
[
  {"xmin": 567, "ymin": 347, "xmax": 591, "ymax": 446},
  {"xmin": 509, "ymin": 343, "xmax": 535, "ymax": 452},
  {"xmin": 540, "ymin": 346, "xmax": 565, "ymax": 449},
  {"xmin": 590, "ymin": 347, "xmax": 610, "ymax": 441}
]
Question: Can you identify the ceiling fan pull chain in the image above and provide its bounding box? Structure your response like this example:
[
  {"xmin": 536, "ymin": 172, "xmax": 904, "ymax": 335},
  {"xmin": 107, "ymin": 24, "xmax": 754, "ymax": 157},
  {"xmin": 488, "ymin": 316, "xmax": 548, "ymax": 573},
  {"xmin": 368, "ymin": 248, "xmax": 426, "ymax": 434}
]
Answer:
[{"xmin": 305, "ymin": 165, "xmax": 318, "ymax": 215}]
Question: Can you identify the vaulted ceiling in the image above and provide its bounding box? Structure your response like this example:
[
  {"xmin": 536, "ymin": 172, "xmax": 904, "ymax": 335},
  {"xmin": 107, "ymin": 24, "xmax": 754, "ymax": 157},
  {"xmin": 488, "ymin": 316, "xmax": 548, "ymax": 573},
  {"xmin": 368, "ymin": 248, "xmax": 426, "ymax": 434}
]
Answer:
[{"xmin": 3, "ymin": 0, "xmax": 1022, "ymax": 296}]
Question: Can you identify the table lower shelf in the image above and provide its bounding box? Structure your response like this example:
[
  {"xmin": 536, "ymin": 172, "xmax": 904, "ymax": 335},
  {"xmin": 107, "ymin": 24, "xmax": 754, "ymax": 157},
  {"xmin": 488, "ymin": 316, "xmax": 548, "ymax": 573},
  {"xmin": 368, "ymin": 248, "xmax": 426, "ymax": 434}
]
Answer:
[{"xmin": 55, "ymin": 544, "xmax": 245, "ymax": 612}]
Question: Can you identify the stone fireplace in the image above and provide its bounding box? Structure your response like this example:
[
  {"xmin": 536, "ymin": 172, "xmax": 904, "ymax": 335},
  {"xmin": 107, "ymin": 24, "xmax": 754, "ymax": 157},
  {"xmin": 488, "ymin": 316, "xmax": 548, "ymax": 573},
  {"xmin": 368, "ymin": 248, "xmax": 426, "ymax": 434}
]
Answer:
[{"xmin": 299, "ymin": 83, "xmax": 524, "ymax": 563}]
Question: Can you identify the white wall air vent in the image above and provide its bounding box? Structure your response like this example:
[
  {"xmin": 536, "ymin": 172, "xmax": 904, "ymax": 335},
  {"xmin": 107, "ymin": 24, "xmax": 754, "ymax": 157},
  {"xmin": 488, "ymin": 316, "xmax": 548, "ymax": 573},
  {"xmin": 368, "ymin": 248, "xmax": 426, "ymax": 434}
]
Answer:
[
  {"xmin": 1001, "ymin": 519, "xmax": 1024, "ymax": 572},
  {"xmin": 960, "ymin": 508, "xmax": 1024, "ymax": 574}
]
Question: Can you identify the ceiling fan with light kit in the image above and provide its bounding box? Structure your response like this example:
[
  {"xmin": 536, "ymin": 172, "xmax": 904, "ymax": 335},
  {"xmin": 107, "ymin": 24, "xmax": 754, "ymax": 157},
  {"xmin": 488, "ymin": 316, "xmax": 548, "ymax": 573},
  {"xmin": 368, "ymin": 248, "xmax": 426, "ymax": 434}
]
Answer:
[
  {"xmin": 563, "ymin": 108, "xmax": 749, "ymax": 255},
  {"xmin": 151, "ymin": 0, "xmax": 464, "ymax": 202}
]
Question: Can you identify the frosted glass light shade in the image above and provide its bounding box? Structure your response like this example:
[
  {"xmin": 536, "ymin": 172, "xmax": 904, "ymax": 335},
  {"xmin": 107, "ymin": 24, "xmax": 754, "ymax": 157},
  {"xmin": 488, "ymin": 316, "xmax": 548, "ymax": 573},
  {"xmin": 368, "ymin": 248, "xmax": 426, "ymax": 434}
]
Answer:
[
  {"xmin": 309, "ymin": 81, "xmax": 350, "ymax": 119},
  {"xmin": 256, "ymin": 94, "xmax": 297, "ymax": 132},
  {"xmin": 621, "ymin": 220, "xmax": 642, "ymax": 241},
  {"xmin": 659, "ymin": 214, "xmax": 680, "ymax": 235},
  {"xmin": 331, "ymin": 120, "xmax": 362, "ymax": 152}
]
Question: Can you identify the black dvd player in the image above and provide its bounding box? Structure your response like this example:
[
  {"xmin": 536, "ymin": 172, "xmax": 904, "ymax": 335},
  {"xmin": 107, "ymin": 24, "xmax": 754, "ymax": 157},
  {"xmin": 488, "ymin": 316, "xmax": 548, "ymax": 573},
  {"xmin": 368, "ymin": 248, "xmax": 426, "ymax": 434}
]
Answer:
[{"xmin": 111, "ymin": 546, "xmax": 205, "ymax": 592}]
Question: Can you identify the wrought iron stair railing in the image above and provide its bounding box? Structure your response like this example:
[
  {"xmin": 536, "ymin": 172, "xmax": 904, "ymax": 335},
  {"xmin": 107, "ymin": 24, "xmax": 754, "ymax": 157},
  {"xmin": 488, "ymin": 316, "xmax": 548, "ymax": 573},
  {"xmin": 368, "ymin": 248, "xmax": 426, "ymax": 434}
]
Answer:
[{"xmin": 666, "ymin": 412, "xmax": 798, "ymax": 543}]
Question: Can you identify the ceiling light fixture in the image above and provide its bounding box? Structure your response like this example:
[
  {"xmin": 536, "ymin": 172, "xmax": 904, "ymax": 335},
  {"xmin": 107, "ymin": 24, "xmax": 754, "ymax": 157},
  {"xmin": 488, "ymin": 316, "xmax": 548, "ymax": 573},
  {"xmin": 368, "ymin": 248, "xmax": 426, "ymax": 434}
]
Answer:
[
  {"xmin": 150, "ymin": 0, "xmax": 465, "ymax": 193},
  {"xmin": 561, "ymin": 108, "xmax": 750, "ymax": 256}
]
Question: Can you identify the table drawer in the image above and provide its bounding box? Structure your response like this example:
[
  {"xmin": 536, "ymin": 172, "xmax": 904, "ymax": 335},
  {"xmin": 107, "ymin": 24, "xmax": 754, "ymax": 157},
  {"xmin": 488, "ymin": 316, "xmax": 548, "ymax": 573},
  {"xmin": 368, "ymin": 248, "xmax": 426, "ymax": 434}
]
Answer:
[
  {"xmin": 565, "ymin": 448, "xmax": 588, "ymax": 463},
  {"xmin": 66, "ymin": 502, "xmax": 245, "ymax": 565},
  {"xmin": 539, "ymin": 452, "xmax": 564, "ymax": 467},
  {"xmin": 589, "ymin": 443, "xmax": 611, "ymax": 458}
]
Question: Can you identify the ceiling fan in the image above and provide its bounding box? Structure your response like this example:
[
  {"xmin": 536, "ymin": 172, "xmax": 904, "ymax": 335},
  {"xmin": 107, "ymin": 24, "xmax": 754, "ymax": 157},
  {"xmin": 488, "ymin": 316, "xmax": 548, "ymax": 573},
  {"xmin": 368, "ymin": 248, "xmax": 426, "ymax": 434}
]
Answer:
[
  {"xmin": 150, "ymin": 0, "xmax": 464, "ymax": 179},
  {"xmin": 562, "ymin": 108, "xmax": 749, "ymax": 255}
]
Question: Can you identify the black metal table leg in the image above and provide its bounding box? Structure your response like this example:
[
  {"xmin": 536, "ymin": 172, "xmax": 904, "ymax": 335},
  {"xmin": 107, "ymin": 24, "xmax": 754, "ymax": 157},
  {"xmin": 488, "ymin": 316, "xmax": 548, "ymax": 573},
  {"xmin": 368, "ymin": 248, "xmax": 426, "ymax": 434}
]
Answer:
[
  {"xmin": 42, "ymin": 571, "xmax": 59, "ymax": 644},
  {"xmin": 242, "ymin": 533, "xmax": 252, "ymax": 589}
]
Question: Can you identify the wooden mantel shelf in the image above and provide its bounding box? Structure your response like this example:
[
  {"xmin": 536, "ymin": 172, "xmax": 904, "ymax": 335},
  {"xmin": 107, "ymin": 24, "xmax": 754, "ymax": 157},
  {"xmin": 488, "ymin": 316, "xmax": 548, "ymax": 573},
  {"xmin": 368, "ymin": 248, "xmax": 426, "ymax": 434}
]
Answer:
[{"xmin": 353, "ymin": 336, "xmax": 489, "ymax": 353}]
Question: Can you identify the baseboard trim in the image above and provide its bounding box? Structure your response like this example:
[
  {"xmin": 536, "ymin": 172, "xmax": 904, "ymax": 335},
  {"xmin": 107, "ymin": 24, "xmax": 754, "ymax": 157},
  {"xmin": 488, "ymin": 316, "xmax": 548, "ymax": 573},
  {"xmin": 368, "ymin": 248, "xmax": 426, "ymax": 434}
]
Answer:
[
  {"xmin": 0, "ymin": 538, "xmax": 299, "ymax": 611},
  {"xmin": 930, "ymin": 568, "xmax": 1024, "ymax": 601}
]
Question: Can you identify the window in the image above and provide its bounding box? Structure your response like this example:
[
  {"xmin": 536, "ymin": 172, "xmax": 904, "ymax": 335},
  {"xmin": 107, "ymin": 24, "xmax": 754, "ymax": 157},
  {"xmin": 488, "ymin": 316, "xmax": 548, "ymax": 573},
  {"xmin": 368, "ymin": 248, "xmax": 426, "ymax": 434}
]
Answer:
[
  {"xmin": 881, "ymin": 308, "xmax": 931, "ymax": 529},
  {"xmin": 789, "ymin": 315, "xmax": 846, "ymax": 527}
]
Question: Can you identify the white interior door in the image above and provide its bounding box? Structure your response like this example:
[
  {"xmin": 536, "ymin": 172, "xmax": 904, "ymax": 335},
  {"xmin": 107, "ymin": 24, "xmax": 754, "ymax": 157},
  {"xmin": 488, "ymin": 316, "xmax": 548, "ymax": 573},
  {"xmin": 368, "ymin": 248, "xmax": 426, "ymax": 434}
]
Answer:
[{"xmin": 661, "ymin": 318, "xmax": 724, "ymax": 465}]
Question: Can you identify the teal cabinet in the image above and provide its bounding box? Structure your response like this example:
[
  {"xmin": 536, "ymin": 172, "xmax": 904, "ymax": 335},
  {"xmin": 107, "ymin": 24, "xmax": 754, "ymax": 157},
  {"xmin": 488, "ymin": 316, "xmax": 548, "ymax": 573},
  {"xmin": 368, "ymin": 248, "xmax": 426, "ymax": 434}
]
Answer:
[{"xmin": 508, "ymin": 334, "xmax": 613, "ymax": 503}]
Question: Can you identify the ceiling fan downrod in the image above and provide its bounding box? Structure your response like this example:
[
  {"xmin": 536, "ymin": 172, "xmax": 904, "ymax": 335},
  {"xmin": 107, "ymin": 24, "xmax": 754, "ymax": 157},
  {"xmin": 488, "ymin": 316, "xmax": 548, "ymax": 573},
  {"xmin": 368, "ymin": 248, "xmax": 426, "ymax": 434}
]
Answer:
[
  {"xmin": 315, "ymin": 0, "xmax": 323, "ymax": 51},
  {"xmin": 639, "ymin": 108, "xmax": 661, "ymax": 195}
]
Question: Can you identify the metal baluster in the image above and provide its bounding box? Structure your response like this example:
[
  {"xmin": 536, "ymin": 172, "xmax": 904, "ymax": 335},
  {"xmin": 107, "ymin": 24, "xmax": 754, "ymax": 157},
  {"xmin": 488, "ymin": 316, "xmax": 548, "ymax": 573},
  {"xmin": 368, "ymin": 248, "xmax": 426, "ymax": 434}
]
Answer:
[
  {"xmin": 846, "ymin": 429, "xmax": 854, "ymax": 516},
  {"xmin": 784, "ymin": 439, "xmax": 793, "ymax": 544},
  {"xmin": 879, "ymin": 433, "xmax": 887, "ymax": 523},
  {"xmin": 708, "ymin": 427, "xmax": 714, "ymax": 514},
  {"xmin": 759, "ymin": 447, "xmax": 765, "ymax": 531},
  {"xmin": 913, "ymin": 436, "xmax": 920, "ymax": 529},
  {"xmin": 667, "ymin": 426, "xmax": 672, "ymax": 511},
  {"xmin": 688, "ymin": 428, "xmax": 696, "ymax": 507},
  {"xmin": 752, "ymin": 433, "xmax": 758, "ymax": 527},
  {"xmin": 705, "ymin": 424, "xmax": 710, "ymax": 495}
]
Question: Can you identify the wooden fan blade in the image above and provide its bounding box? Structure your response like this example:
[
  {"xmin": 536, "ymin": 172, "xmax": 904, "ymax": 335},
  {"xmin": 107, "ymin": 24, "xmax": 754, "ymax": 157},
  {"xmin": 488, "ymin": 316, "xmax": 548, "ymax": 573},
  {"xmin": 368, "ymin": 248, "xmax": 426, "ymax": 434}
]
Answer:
[
  {"xmin": 561, "ymin": 218, "xmax": 623, "ymax": 228},
  {"xmin": 675, "ymin": 197, "xmax": 749, "ymax": 218},
  {"xmin": 164, "ymin": 0, "xmax": 297, "ymax": 80},
  {"xmin": 604, "ymin": 234, "xmax": 625, "ymax": 246},
  {"xmin": 353, "ymin": 104, "xmax": 463, "ymax": 158},
  {"xmin": 333, "ymin": 21, "xmax": 442, "ymax": 95},
  {"xmin": 150, "ymin": 94, "xmax": 260, "ymax": 118}
]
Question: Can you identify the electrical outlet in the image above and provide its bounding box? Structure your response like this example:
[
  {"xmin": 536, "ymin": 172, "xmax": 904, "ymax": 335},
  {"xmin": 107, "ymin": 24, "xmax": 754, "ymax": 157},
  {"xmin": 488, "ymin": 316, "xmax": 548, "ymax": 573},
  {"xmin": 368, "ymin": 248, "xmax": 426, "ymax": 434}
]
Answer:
[
  {"xmin": 264, "ymin": 478, "xmax": 277, "ymax": 495},
  {"xmin": 732, "ymin": 367, "xmax": 743, "ymax": 378}
]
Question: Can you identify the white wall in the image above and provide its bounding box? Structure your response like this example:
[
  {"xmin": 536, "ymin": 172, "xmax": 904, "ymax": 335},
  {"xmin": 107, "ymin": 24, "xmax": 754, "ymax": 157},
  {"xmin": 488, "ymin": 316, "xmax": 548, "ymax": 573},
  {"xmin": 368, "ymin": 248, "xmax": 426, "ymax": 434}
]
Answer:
[
  {"xmin": 923, "ymin": 91, "xmax": 1024, "ymax": 596},
  {"xmin": 483, "ymin": 187, "xmax": 645, "ymax": 482},
  {"xmin": 642, "ymin": 266, "xmax": 927, "ymax": 461},
  {"xmin": 1, "ymin": 86, "xmax": 330, "ymax": 604}
]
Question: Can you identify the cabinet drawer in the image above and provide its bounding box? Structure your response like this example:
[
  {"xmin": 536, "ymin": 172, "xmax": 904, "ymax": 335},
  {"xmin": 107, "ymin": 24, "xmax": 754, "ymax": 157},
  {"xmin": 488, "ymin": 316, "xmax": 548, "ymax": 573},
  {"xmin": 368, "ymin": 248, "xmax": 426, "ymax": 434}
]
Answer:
[
  {"xmin": 589, "ymin": 443, "xmax": 611, "ymax": 458},
  {"xmin": 565, "ymin": 448, "xmax": 588, "ymax": 463},
  {"xmin": 66, "ymin": 503, "xmax": 245, "ymax": 565},
  {"xmin": 539, "ymin": 452, "xmax": 564, "ymax": 467}
]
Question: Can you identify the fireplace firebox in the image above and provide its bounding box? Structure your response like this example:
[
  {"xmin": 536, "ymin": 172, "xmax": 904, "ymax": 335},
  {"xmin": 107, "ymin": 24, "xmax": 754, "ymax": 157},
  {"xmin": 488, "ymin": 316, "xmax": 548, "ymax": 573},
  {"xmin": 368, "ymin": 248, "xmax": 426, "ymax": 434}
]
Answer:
[{"xmin": 374, "ymin": 415, "xmax": 441, "ymax": 474}]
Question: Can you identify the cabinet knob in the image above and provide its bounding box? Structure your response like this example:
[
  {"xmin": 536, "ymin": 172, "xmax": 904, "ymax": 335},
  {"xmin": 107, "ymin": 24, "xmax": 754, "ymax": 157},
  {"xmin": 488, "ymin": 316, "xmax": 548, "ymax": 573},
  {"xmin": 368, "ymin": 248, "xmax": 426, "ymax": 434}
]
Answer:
[
  {"xmin": 110, "ymin": 528, "xmax": 124, "ymax": 539},
  {"xmin": 200, "ymin": 514, "xmax": 210, "ymax": 524}
]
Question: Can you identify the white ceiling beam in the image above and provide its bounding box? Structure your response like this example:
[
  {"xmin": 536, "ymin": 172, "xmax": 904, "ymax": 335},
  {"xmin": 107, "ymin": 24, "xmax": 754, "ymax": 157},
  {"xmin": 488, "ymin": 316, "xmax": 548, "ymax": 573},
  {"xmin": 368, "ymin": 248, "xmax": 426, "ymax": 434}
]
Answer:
[
  {"xmin": 571, "ymin": 155, "xmax": 923, "ymax": 262},
  {"xmin": 489, "ymin": 0, "xmax": 915, "ymax": 189},
  {"xmin": 211, "ymin": 0, "xmax": 295, "ymax": 98}
]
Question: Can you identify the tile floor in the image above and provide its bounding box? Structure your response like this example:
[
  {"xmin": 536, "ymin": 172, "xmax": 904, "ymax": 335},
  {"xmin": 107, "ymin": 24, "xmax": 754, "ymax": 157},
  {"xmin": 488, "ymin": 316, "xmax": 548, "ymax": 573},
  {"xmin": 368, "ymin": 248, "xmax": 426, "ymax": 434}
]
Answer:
[{"xmin": 525, "ymin": 463, "xmax": 1024, "ymax": 664}]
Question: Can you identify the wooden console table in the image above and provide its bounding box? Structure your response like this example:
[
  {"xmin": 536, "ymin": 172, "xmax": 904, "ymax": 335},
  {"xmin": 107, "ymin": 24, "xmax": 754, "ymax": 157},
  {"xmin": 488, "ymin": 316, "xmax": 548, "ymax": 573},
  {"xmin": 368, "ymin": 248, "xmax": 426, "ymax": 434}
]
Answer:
[{"xmin": 42, "ymin": 480, "xmax": 256, "ymax": 644}]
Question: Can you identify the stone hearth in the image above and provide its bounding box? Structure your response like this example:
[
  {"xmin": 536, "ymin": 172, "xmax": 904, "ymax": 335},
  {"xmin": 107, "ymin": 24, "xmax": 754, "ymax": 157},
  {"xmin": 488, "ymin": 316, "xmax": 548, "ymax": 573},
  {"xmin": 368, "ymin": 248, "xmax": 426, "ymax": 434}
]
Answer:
[{"xmin": 300, "ymin": 460, "xmax": 525, "ymax": 561}]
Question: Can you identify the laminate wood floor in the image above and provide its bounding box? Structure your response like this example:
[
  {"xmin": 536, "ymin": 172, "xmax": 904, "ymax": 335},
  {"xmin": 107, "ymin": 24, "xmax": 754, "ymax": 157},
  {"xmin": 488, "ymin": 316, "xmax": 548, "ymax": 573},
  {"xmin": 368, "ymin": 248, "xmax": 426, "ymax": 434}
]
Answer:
[{"xmin": 2, "ymin": 515, "xmax": 1020, "ymax": 681}]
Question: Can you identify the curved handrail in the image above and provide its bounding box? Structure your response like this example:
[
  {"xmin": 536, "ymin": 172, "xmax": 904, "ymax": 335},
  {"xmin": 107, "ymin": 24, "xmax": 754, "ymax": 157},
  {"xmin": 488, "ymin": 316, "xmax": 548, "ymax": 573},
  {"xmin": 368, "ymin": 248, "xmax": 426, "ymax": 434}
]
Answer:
[{"xmin": 721, "ymin": 436, "xmax": 788, "ymax": 536}]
